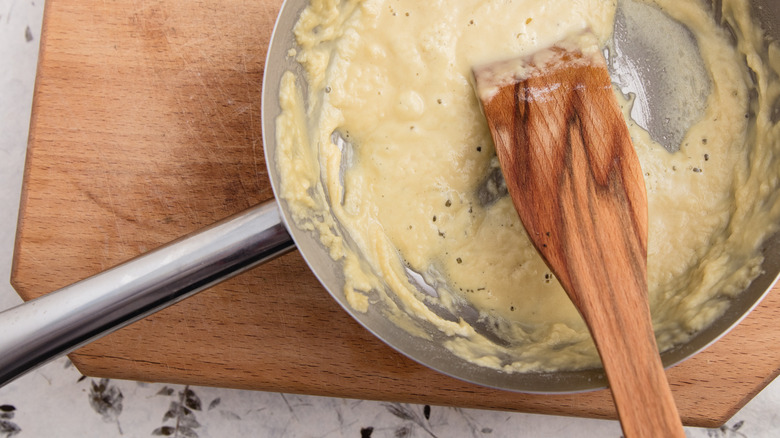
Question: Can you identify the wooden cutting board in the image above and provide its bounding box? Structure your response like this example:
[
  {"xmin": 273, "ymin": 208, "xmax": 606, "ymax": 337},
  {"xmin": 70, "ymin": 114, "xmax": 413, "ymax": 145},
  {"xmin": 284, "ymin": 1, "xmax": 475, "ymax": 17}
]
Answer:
[{"xmin": 11, "ymin": 0, "xmax": 780, "ymax": 427}]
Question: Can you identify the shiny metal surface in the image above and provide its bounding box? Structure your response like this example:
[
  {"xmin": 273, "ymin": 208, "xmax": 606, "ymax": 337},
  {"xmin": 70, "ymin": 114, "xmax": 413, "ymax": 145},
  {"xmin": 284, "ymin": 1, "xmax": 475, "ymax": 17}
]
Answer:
[
  {"xmin": 0, "ymin": 201, "xmax": 294, "ymax": 387},
  {"xmin": 609, "ymin": 0, "xmax": 711, "ymax": 152},
  {"xmin": 263, "ymin": 0, "xmax": 780, "ymax": 393}
]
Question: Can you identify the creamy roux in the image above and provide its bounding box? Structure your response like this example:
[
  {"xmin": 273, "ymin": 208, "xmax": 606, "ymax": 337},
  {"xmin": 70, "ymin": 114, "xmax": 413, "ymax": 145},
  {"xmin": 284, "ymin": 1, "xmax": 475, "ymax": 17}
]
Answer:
[{"xmin": 275, "ymin": 0, "xmax": 780, "ymax": 372}]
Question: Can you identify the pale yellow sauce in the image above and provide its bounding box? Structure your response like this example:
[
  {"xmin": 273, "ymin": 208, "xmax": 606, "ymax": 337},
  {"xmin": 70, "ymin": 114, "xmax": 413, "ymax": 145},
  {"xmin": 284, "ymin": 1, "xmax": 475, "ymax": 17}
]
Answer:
[{"xmin": 275, "ymin": 0, "xmax": 780, "ymax": 372}]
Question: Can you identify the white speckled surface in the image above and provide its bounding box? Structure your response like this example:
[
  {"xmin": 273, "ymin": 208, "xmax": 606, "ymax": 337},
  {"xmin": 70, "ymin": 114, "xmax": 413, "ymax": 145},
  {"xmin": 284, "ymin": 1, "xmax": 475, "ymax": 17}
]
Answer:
[{"xmin": 1, "ymin": 0, "xmax": 779, "ymax": 436}]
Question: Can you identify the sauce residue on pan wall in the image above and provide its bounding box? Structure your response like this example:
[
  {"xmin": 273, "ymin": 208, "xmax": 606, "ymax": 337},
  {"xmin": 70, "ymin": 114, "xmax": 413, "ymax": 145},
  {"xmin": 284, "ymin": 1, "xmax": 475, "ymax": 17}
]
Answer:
[{"xmin": 275, "ymin": 0, "xmax": 780, "ymax": 372}]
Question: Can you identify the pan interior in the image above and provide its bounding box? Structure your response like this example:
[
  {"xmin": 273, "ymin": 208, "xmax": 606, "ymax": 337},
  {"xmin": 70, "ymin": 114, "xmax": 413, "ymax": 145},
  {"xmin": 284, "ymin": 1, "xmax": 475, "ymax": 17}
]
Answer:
[{"xmin": 262, "ymin": 0, "xmax": 780, "ymax": 393}]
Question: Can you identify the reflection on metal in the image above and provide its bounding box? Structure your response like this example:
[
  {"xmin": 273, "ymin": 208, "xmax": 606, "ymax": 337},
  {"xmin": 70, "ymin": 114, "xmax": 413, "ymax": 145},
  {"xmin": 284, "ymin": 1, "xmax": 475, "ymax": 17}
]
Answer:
[{"xmin": 0, "ymin": 201, "xmax": 294, "ymax": 387}]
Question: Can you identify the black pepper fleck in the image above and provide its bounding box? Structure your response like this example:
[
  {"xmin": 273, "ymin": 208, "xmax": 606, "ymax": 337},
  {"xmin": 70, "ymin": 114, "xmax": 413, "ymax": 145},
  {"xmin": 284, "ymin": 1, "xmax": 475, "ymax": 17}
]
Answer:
[
  {"xmin": 456, "ymin": 257, "xmax": 462, "ymax": 264},
  {"xmin": 704, "ymin": 154, "xmax": 710, "ymax": 161},
  {"xmin": 477, "ymin": 146, "xmax": 482, "ymax": 152},
  {"xmin": 432, "ymin": 215, "xmax": 437, "ymax": 222},
  {"xmin": 445, "ymin": 199, "xmax": 452, "ymax": 207},
  {"xmin": 693, "ymin": 167, "xmax": 702, "ymax": 173}
]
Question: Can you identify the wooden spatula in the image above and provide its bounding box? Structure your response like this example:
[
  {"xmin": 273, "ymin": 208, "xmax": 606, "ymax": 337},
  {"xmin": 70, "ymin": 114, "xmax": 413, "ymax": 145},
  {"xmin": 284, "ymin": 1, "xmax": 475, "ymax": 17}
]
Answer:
[{"xmin": 473, "ymin": 45, "xmax": 686, "ymax": 437}]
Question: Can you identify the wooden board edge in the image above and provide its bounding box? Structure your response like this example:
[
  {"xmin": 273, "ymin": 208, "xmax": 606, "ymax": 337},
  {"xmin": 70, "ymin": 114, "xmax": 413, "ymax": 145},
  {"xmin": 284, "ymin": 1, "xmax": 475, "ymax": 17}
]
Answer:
[
  {"xmin": 70, "ymin": 348, "xmax": 756, "ymax": 428},
  {"xmin": 10, "ymin": 0, "xmax": 53, "ymax": 300}
]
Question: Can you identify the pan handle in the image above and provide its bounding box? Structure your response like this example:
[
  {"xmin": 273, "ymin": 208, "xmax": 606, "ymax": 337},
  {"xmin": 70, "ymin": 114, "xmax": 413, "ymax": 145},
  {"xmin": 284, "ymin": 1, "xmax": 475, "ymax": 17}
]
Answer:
[{"xmin": 0, "ymin": 199, "xmax": 295, "ymax": 387}]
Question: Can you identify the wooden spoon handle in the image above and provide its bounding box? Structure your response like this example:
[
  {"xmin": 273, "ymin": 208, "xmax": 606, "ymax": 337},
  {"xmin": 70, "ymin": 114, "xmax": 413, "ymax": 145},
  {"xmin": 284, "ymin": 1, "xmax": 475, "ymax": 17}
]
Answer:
[
  {"xmin": 549, "ymin": 110, "xmax": 684, "ymax": 436},
  {"xmin": 580, "ymin": 268, "xmax": 685, "ymax": 437}
]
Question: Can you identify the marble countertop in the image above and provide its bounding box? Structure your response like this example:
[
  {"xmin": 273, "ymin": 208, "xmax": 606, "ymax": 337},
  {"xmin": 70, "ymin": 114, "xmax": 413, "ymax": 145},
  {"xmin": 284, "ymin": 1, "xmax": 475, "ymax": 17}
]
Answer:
[{"xmin": 1, "ymin": 0, "xmax": 779, "ymax": 436}]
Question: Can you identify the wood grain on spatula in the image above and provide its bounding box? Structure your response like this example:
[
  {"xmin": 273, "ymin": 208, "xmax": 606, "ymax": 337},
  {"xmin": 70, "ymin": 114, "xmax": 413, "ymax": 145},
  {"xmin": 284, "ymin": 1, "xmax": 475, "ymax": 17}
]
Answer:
[{"xmin": 473, "ymin": 47, "xmax": 685, "ymax": 437}]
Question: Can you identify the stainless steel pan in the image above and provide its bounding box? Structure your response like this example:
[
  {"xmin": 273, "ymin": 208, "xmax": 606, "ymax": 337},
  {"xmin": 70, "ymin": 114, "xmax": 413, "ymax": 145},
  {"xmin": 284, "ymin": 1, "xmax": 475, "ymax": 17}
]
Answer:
[{"xmin": 1, "ymin": 0, "xmax": 778, "ymax": 393}]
